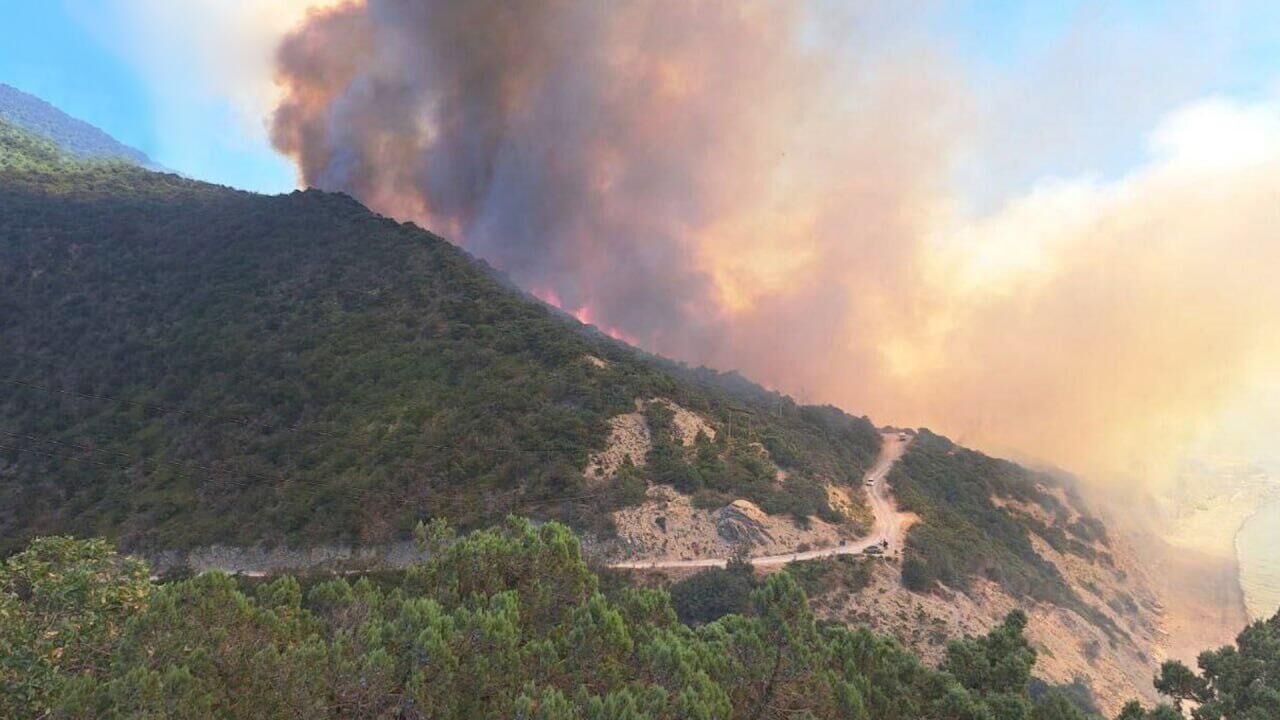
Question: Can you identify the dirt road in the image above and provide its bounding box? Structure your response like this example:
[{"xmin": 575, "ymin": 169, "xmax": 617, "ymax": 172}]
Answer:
[
  {"xmin": 609, "ymin": 432, "xmax": 915, "ymax": 570},
  {"xmin": 206, "ymin": 434, "xmax": 915, "ymax": 578}
]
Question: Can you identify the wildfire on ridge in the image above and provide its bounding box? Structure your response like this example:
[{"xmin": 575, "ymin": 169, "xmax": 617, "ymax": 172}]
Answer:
[{"xmin": 531, "ymin": 288, "xmax": 640, "ymax": 346}]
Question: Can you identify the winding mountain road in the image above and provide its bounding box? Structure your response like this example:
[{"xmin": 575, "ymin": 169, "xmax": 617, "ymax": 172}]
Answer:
[
  {"xmin": 202, "ymin": 434, "xmax": 915, "ymax": 579},
  {"xmin": 609, "ymin": 432, "xmax": 916, "ymax": 570}
]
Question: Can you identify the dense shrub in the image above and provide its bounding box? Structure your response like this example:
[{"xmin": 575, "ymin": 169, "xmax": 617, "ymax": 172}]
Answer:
[
  {"xmin": 787, "ymin": 555, "xmax": 875, "ymax": 598},
  {"xmin": 668, "ymin": 560, "xmax": 756, "ymax": 625},
  {"xmin": 1, "ymin": 522, "xmax": 1126, "ymax": 720}
]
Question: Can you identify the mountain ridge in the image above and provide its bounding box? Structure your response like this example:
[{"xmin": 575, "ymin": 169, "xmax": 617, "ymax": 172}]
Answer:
[
  {"xmin": 0, "ymin": 117, "xmax": 882, "ymax": 554},
  {"xmin": 0, "ymin": 82, "xmax": 154, "ymax": 167}
]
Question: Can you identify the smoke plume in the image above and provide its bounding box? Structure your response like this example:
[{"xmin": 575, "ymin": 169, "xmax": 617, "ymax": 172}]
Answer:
[{"xmin": 271, "ymin": 0, "xmax": 1280, "ymax": 486}]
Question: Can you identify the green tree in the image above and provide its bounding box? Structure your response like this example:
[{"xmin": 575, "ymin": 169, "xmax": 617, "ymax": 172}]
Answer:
[
  {"xmin": 0, "ymin": 115, "xmax": 884, "ymax": 554},
  {"xmin": 669, "ymin": 561, "xmax": 755, "ymax": 626},
  {"xmin": 0, "ymin": 524, "xmax": 1161, "ymax": 720},
  {"xmin": 1125, "ymin": 609, "xmax": 1280, "ymax": 720},
  {"xmin": 1030, "ymin": 691, "xmax": 1088, "ymax": 720},
  {"xmin": 1153, "ymin": 660, "xmax": 1207, "ymax": 712},
  {"xmin": 0, "ymin": 536, "xmax": 151, "ymax": 718},
  {"xmin": 943, "ymin": 610, "xmax": 1037, "ymax": 710}
]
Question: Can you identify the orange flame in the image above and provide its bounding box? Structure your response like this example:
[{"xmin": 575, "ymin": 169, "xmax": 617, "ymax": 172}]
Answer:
[{"xmin": 531, "ymin": 288, "xmax": 640, "ymax": 346}]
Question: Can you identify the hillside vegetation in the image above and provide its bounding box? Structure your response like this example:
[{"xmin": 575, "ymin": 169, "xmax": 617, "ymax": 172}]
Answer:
[
  {"xmin": 1, "ymin": 522, "xmax": 1136, "ymax": 720},
  {"xmin": 0, "ymin": 119, "xmax": 880, "ymax": 554},
  {"xmin": 891, "ymin": 431, "xmax": 1124, "ymax": 637},
  {"xmin": 0, "ymin": 83, "xmax": 151, "ymax": 166}
]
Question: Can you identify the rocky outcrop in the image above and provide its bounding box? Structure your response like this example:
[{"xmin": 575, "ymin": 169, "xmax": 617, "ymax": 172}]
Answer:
[
  {"xmin": 583, "ymin": 398, "xmax": 720, "ymax": 482},
  {"xmin": 809, "ymin": 500, "xmax": 1163, "ymax": 716},
  {"xmin": 715, "ymin": 500, "xmax": 776, "ymax": 546},
  {"xmin": 609, "ymin": 486, "xmax": 853, "ymax": 562},
  {"xmin": 649, "ymin": 398, "xmax": 716, "ymax": 446},
  {"xmin": 584, "ymin": 411, "xmax": 651, "ymax": 481}
]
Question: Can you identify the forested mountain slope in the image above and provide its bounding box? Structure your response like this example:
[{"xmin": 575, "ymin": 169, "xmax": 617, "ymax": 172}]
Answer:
[
  {"xmin": 0, "ymin": 83, "xmax": 152, "ymax": 166},
  {"xmin": 0, "ymin": 120, "xmax": 882, "ymax": 554}
]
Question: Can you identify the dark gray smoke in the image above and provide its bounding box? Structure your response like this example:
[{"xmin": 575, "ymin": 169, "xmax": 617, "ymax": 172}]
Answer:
[
  {"xmin": 273, "ymin": 0, "xmax": 827, "ymax": 353},
  {"xmin": 271, "ymin": 1, "xmax": 954, "ymax": 362}
]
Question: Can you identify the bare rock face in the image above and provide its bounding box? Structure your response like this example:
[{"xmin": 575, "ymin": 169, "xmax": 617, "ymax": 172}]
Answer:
[
  {"xmin": 583, "ymin": 398, "xmax": 719, "ymax": 483},
  {"xmin": 609, "ymin": 486, "xmax": 848, "ymax": 562},
  {"xmin": 715, "ymin": 500, "xmax": 775, "ymax": 546},
  {"xmin": 584, "ymin": 412, "xmax": 651, "ymax": 481},
  {"xmin": 649, "ymin": 398, "xmax": 716, "ymax": 446}
]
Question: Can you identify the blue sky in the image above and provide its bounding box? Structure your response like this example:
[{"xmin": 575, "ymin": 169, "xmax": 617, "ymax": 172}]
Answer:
[
  {"xmin": 940, "ymin": 0, "xmax": 1280, "ymax": 208},
  {"xmin": 2, "ymin": 1, "xmax": 1276, "ymax": 198},
  {"xmin": 0, "ymin": 1, "xmax": 296, "ymax": 193},
  {"xmin": 0, "ymin": 3, "xmax": 156, "ymax": 154}
]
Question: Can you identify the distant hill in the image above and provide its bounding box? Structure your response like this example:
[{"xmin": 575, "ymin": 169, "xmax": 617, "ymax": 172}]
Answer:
[{"xmin": 0, "ymin": 83, "xmax": 153, "ymax": 166}]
